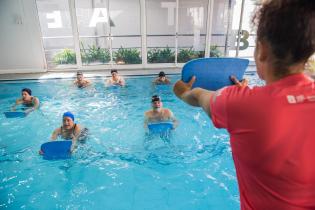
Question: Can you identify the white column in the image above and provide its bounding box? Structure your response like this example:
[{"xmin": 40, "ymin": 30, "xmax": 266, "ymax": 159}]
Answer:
[
  {"xmin": 140, "ymin": 0, "xmax": 147, "ymax": 67},
  {"xmin": 175, "ymin": 0, "xmax": 179, "ymax": 65},
  {"xmin": 68, "ymin": 0, "xmax": 82, "ymax": 67},
  {"xmin": 236, "ymin": 0, "xmax": 245, "ymax": 57},
  {"xmin": 205, "ymin": 0, "xmax": 214, "ymax": 57}
]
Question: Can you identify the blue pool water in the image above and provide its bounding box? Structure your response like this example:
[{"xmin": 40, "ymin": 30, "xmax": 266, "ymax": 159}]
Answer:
[{"xmin": 0, "ymin": 73, "xmax": 262, "ymax": 210}]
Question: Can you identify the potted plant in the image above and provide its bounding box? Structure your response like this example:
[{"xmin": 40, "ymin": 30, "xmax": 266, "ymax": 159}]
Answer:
[
  {"xmin": 53, "ymin": 48, "xmax": 76, "ymax": 65},
  {"xmin": 114, "ymin": 47, "xmax": 141, "ymax": 64}
]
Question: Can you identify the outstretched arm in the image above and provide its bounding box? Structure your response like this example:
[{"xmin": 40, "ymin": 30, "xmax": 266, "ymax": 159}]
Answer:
[
  {"xmin": 173, "ymin": 76, "xmax": 248, "ymax": 119},
  {"xmin": 173, "ymin": 76, "xmax": 214, "ymax": 119}
]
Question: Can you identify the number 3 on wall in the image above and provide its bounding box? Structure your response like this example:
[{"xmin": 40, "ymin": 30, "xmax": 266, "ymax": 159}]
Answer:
[{"xmin": 237, "ymin": 30, "xmax": 249, "ymax": 50}]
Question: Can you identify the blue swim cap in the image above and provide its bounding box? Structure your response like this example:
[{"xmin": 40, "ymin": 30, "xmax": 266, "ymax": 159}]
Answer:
[{"xmin": 63, "ymin": 111, "xmax": 74, "ymax": 121}]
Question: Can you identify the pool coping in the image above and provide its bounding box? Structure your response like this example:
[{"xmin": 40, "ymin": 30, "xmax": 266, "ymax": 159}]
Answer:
[
  {"xmin": 0, "ymin": 66, "xmax": 257, "ymax": 82},
  {"xmin": 0, "ymin": 68, "xmax": 182, "ymax": 82}
]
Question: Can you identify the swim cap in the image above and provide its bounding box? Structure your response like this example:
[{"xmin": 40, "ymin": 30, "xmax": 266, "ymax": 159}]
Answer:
[
  {"xmin": 158, "ymin": 71, "xmax": 165, "ymax": 77},
  {"xmin": 63, "ymin": 111, "xmax": 74, "ymax": 121},
  {"xmin": 22, "ymin": 88, "xmax": 32, "ymax": 96},
  {"xmin": 151, "ymin": 95, "xmax": 161, "ymax": 102}
]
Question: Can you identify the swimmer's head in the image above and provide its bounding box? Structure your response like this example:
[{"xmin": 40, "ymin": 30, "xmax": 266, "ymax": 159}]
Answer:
[
  {"xmin": 158, "ymin": 71, "xmax": 166, "ymax": 81},
  {"xmin": 111, "ymin": 69, "xmax": 118, "ymax": 75},
  {"xmin": 158, "ymin": 71, "xmax": 166, "ymax": 78},
  {"xmin": 21, "ymin": 88, "xmax": 32, "ymax": 99},
  {"xmin": 151, "ymin": 95, "xmax": 162, "ymax": 109},
  {"xmin": 63, "ymin": 111, "xmax": 74, "ymax": 121},
  {"xmin": 62, "ymin": 111, "xmax": 75, "ymax": 129},
  {"xmin": 77, "ymin": 71, "xmax": 83, "ymax": 81}
]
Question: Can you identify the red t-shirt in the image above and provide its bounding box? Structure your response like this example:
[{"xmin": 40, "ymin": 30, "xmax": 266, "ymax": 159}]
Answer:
[{"xmin": 210, "ymin": 73, "xmax": 315, "ymax": 210}]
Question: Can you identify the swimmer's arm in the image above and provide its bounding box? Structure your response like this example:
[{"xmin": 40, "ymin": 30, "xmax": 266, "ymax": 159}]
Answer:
[
  {"xmin": 169, "ymin": 110, "xmax": 178, "ymax": 129},
  {"xmin": 152, "ymin": 78, "xmax": 160, "ymax": 84},
  {"xmin": 24, "ymin": 97, "xmax": 40, "ymax": 114},
  {"xmin": 86, "ymin": 79, "xmax": 91, "ymax": 86},
  {"xmin": 173, "ymin": 77, "xmax": 214, "ymax": 119},
  {"xmin": 51, "ymin": 128, "xmax": 61, "ymax": 140},
  {"xmin": 119, "ymin": 77, "xmax": 125, "ymax": 86},
  {"xmin": 70, "ymin": 125, "xmax": 81, "ymax": 152},
  {"xmin": 33, "ymin": 97, "xmax": 40, "ymax": 109},
  {"xmin": 105, "ymin": 78, "xmax": 112, "ymax": 86},
  {"xmin": 144, "ymin": 114, "xmax": 149, "ymax": 129},
  {"xmin": 11, "ymin": 99, "xmax": 23, "ymax": 111}
]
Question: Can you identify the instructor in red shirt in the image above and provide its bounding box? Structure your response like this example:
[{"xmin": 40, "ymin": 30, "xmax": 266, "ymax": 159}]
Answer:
[{"xmin": 174, "ymin": 0, "xmax": 315, "ymax": 209}]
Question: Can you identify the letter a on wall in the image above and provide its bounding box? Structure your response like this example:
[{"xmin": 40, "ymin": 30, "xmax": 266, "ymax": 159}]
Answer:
[{"xmin": 89, "ymin": 8, "xmax": 108, "ymax": 27}]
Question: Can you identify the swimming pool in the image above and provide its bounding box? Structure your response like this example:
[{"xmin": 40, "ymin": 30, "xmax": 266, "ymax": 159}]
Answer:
[{"xmin": 0, "ymin": 73, "xmax": 262, "ymax": 210}]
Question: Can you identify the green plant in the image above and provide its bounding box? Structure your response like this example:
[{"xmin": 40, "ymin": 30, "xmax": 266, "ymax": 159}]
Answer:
[
  {"xmin": 80, "ymin": 43, "xmax": 110, "ymax": 64},
  {"xmin": 53, "ymin": 48, "xmax": 76, "ymax": 64},
  {"xmin": 114, "ymin": 47, "xmax": 141, "ymax": 64},
  {"xmin": 147, "ymin": 47, "xmax": 175, "ymax": 63},
  {"xmin": 210, "ymin": 45, "xmax": 221, "ymax": 57},
  {"xmin": 177, "ymin": 48, "xmax": 198, "ymax": 63}
]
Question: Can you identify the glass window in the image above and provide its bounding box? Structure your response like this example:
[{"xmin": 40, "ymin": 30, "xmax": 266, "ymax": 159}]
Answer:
[
  {"xmin": 209, "ymin": 0, "xmax": 233, "ymax": 57},
  {"xmin": 177, "ymin": 0, "xmax": 208, "ymax": 63},
  {"xmin": 229, "ymin": 0, "xmax": 257, "ymax": 60},
  {"xmin": 75, "ymin": 0, "xmax": 111, "ymax": 65},
  {"xmin": 36, "ymin": 0, "xmax": 76, "ymax": 68},
  {"xmin": 109, "ymin": 0, "xmax": 141, "ymax": 64},
  {"xmin": 146, "ymin": 0, "xmax": 176, "ymax": 64}
]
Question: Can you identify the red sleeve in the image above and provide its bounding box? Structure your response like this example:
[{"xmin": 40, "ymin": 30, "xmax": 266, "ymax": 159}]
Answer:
[{"xmin": 210, "ymin": 87, "xmax": 230, "ymax": 129}]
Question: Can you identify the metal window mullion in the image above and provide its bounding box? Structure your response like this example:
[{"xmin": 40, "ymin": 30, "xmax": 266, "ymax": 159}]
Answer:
[
  {"xmin": 236, "ymin": 0, "xmax": 245, "ymax": 57},
  {"xmin": 107, "ymin": 0, "xmax": 113, "ymax": 67},
  {"xmin": 68, "ymin": 0, "xmax": 82, "ymax": 67},
  {"xmin": 205, "ymin": 0, "xmax": 214, "ymax": 57},
  {"xmin": 224, "ymin": 0, "xmax": 233, "ymax": 57},
  {"xmin": 175, "ymin": 0, "xmax": 179, "ymax": 65},
  {"xmin": 140, "ymin": 0, "xmax": 147, "ymax": 67}
]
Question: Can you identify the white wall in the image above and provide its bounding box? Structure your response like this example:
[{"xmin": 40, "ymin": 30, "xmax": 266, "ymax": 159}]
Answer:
[{"xmin": 0, "ymin": 0, "xmax": 46, "ymax": 74}]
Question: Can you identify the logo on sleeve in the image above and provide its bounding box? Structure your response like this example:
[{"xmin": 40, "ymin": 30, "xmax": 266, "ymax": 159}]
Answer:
[{"xmin": 287, "ymin": 94, "xmax": 315, "ymax": 104}]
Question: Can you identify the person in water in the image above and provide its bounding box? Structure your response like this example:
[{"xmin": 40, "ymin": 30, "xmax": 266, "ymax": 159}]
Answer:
[
  {"xmin": 39, "ymin": 112, "xmax": 87, "ymax": 155},
  {"xmin": 144, "ymin": 95, "xmax": 178, "ymax": 129},
  {"xmin": 153, "ymin": 71, "xmax": 171, "ymax": 85},
  {"xmin": 50, "ymin": 112, "xmax": 88, "ymax": 150},
  {"xmin": 11, "ymin": 88, "xmax": 40, "ymax": 114},
  {"xmin": 105, "ymin": 69, "xmax": 125, "ymax": 86},
  {"xmin": 74, "ymin": 71, "xmax": 91, "ymax": 88},
  {"xmin": 173, "ymin": 0, "xmax": 315, "ymax": 208}
]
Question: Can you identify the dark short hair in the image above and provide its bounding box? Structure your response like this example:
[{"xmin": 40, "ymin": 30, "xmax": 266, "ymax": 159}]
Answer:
[
  {"xmin": 111, "ymin": 69, "xmax": 118, "ymax": 74},
  {"xmin": 253, "ymin": 0, "xmax": 315, "ymax": 75},
  {"xmin": 158, "ymin": 71, "xmax": 166, "ymax": 77},
  {"xmin": 22, "ymin": 88, "xmax": 32, "ymax": 96},
  {"xmin": 151, "ymin": 95, "xmax": 161, "ymax": 102},
  {"xmin": 77, "ymin": 71, "xmax": 83, "ymax": 75}
]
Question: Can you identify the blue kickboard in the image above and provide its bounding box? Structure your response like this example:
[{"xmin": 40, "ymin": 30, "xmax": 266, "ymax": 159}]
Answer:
[
  {"xmin": 148, "ymin": 122, "xmax": 173, "ymax": 133},
  {"xmin": 182, "ymin": 58, "xmax": 249, "ymax": 90},
  {"xmin": 40, "ymin": 141, "xmax": 72, "ymax": 160},
  {"xmin": 4, "ymin": 111, "xmax": 26, "ymax": 118}
]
